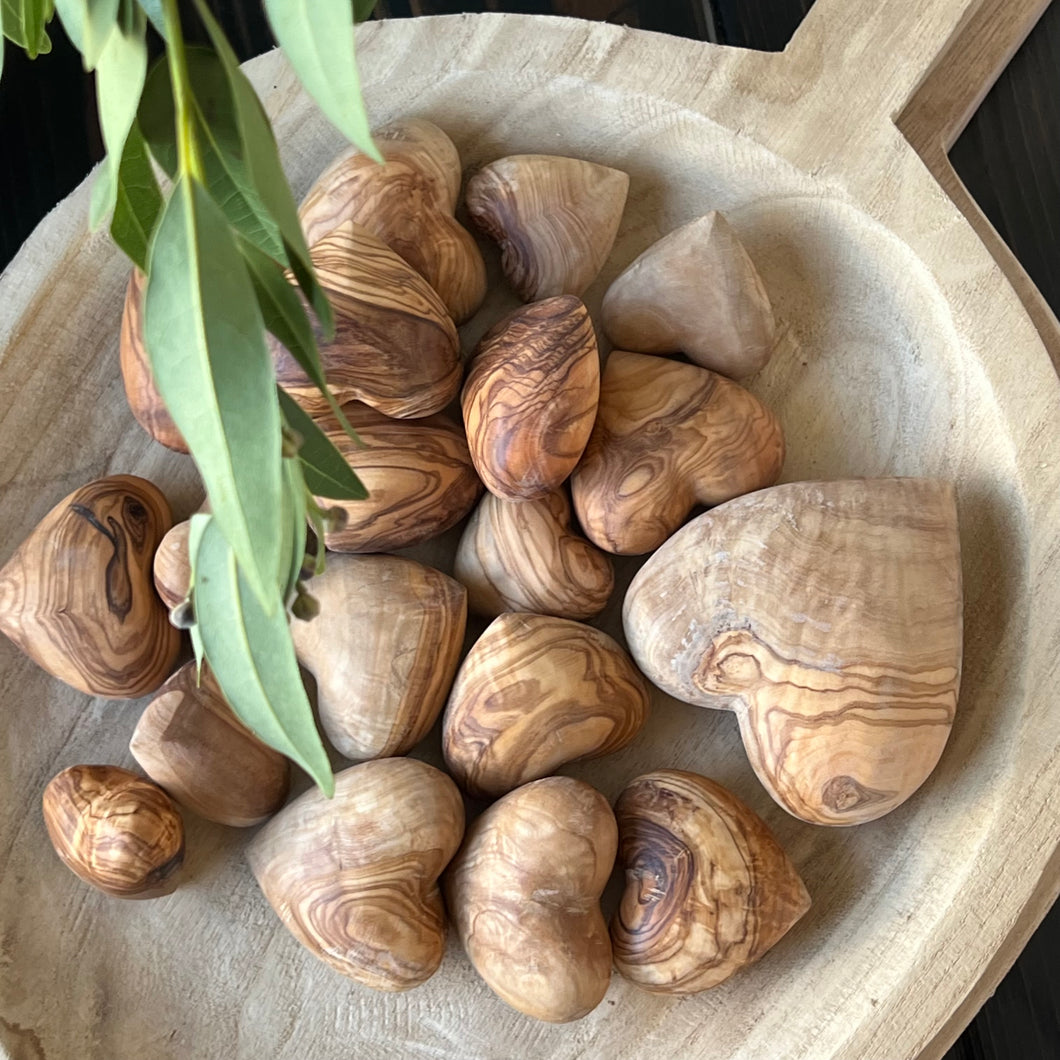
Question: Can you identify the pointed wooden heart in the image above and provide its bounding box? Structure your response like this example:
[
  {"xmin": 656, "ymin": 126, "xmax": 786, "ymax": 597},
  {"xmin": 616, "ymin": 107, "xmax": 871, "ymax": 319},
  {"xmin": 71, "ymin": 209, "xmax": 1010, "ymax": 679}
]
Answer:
[
  {"xmin": 0, "ymin": 475, "xmax": 180, "ymax": 698},
  {"xmin": 466, "ymin": 154, "xmax": 628, "ymax": 300},
  {"xmin": 624, "ymin": 478, "xmax": 962, "ymax": 825},
  {"xmin": 571, "ymin": 350, "xmax": 784, "ymax": 555},
  {"xmin": 601, "ymin": 212, "xmax": 776, "ymax": 379}
]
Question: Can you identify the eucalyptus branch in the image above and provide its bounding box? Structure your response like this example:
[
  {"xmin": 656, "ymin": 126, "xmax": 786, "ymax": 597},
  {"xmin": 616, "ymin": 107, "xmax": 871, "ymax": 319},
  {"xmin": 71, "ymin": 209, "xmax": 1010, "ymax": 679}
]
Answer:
[{"xmin": 161, "ymin": 0, "xmax": 204, "ymax": 183}]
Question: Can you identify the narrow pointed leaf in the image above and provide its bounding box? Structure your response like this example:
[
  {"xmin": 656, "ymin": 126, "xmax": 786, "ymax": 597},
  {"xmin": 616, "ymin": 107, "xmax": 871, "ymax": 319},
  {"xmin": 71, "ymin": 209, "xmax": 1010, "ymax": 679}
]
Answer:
[
  {"xmin": 82, "ymin": 0, "xmax": 117, "ymax": 69},
  {"xmin": 110, "ymin": 120, "xmax": 161, "ymax": 270},
  {"xmin": 137, "ymin": 0, "xmax": 163, "ymax": 37},
  {"xmin": 241, "ymin": 238, "xmax": 349, "ymax": 430},
  {"xmin": 278, "ymin": 387, "xmax": 367, "ymax": 501},
  {"xmin": 143, "ymin": 175, "xmax": 284, "ymax": 612},
  {"xmin": 2, "ymin": 0, "xmax": 52, "ymax": 56},
  {"xmin": 192, "ymin": 516, "xmax": 333, "ymax": 794},
  {"xmin": 0, "ymin": 34, "xmax": 5, "ymax": 80},
  {"xmin": 90, "ymin": 5, "xmax": 146, "ymax": 227},
  {"xmin": 193, "ymin": 0, "xmax": 333, "ymax": 334},
  {"xmin": 261, "ymin": 0, "xmax": 379, "ymax": 162},
  {"xmin": 52, "ymin": 0, "xmax": 83, "ymax": 51},
  {"xmin": 137, "ymin": 54, "xmax": 177, "ymax": 176},
  {"xmin": 281, "ymin": 456, "xmax": 309, "ymax": 604},
  {"xmin": 187, "ymin": 512, "xmax": 209, "ymax": 676}
]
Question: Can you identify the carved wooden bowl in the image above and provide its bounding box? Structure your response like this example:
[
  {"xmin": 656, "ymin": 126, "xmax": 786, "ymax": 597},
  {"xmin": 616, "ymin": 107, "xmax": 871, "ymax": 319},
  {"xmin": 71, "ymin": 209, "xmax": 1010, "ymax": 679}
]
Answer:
[{"xmin": 2, "ymin": 3, "xmax": 1059, "ymax": 1058}]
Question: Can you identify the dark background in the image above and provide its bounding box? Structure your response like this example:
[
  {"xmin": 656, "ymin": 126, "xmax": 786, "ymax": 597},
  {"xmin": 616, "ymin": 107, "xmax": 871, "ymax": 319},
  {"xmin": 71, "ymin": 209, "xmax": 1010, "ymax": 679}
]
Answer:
[{"xmin": 1, "ymin": 2, "xmax": 1058, "ymax": 1057}]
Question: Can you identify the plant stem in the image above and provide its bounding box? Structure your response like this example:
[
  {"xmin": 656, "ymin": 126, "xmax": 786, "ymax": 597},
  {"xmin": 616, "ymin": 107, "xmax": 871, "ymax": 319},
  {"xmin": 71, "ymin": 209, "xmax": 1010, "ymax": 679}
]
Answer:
[{"xmin": 162, "ymin": 0, "xmax": 204, "ymax": 183}]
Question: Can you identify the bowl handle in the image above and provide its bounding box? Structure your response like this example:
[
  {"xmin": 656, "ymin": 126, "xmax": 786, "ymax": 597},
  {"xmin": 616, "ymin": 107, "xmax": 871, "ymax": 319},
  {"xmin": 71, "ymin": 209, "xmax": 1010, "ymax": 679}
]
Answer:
[{"xmin": 782, "ymin": 0, "xmax": 1060, "ymax": 371}]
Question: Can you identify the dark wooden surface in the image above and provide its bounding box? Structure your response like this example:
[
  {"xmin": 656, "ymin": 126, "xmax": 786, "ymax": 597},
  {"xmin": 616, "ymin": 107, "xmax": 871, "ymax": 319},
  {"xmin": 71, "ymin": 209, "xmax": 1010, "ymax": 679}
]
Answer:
[{"xmin": 1, "ymin": 3, "xmax": 1058, "ymax": 1058}]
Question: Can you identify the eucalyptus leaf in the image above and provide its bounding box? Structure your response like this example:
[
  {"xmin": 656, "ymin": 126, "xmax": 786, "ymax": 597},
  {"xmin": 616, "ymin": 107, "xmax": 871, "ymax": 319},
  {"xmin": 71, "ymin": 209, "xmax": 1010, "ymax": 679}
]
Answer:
[
  {"xmin": 140, "ymin": 45, "xmax": 289, "ymax": 262},
  {"xmin": 281, "ymin": 455, "xmax": 309, "ymax": 604},
  {"xmin": 110, "ymin": 119, "xmax": 161, "ymax": 270},
  {"xmin": 261, "ymin": 0, "xmax": 379, "ymax": 162},
  {"xmin": 187, "ymin": 511, "xmax": 208, "ymax": 675},
  {"xmin": 81, "ymin": 0, "xmax": 117, "ymax": 70},
  {"xmin": 241, "ymin": 238, "xmax": 354, "ymax": 435},
  {"xmin": 144, "ymin": 174, "xmax": 284, "ymax": 612},
  {"xmin": 193, "ymin": 0, "xmax": 334, "ymax": 337},
  {"xmin": 278, "ymin": 387, "xmax": 367, "ymax": 501},
  {"xmin": 191, "ymin": 515, "xmax": 333, "ymax": 795},
  {"xmin": 2, "ymin": 0, "xmax": 52, "ymax": 56},
  {"xmin": 137, "ymin": 0, "xmax": 163, "ymax": 37},
  {"xmin": 0, "ymin": 33, "xmax": 5, "ymax": 80},
  {"xmin": 137, "ymin": 54, "xmax": 176, "ymax": 176},
  {"xmin": 89, "ymin": 3, "xmax": 146, "ymax": 227},
  {"xmin": 353, "ymin": 0, "xmax": 378, "ymax": 24}
]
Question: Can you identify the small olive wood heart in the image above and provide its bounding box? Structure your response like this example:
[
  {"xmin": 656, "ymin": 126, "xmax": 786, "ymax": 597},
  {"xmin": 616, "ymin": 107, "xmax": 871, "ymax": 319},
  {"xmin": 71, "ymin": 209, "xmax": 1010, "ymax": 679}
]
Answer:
[
  {"xmin": 442, "ymin": 611, "xmax": 649, "ymax": 799},
  {"xmin": 0, "ymin": 475, "xmax": 180, "ymax": 698},
  {"xmin": 249, "ymin": 758, "xmax": 465, "ymax": 992},
  {"xmin": 130, "ymin": 662, "xmax": 290, "ymax": 828},
  {"xmin": 454, "ymin": 487, "xmax": 613, "ymax": 620},
  {"xmin": 290, "ymin": 554, "xmax": 467, "ymax": 761},
  {"xmin": 462, "ymin": 295, "xmax": 599, "ymax": 501},
  {"xmin": 271, "ymin": 222, "xmax": 461, "ymax": 419},
  {"xmin": 571, "ymin": 350, "xmax": 784, "ymax": 555},
  {"xmin": 299, "ymin": 118, "xmax": 487, "ymax": 324},
  {"xmin": 314, "ymin": 402, "xmax": 482, "ymax": 553},
  {"xmin": 613, "ymin": 769, "xmax": 810, "ymax": 994}
]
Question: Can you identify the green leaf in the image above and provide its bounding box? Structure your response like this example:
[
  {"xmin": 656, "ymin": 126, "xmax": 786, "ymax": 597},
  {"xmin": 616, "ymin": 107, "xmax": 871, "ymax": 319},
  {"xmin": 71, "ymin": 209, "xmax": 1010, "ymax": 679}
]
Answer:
[
  {"xmin": 240, "ymin": 238, "xmax": 352, "ymax": 431},
  {"xmin": 353, "ymin": 0, "xmax": 378, "ymax": 23},
  {"xmin": 52, "ymin": 0, "xmax": 83, "ymax": 50},
  {"xmin": 2, "ymin": 0, "xmax": 52, "ymax": 57},
  {"xmin": 192, "ymin": 515, "xmax": 333, "ymax": 794},
  {"xmin": 280, "ymin": 455, "xmax": 308, "ymax": 604},
  {"xmin": 82, "ymin": 0, "xmax": 117, "ymax": 70},
  {"xmin": 143, "ymin": 174, "xmax": 284, "ymax": 612},
  {"xmin": 137, "ymin": 0, "xmax": 163, "ymax": 37},
  {"xmin": 89, "ymin": 4, "xmax": 146, "ymax": 227},
  {"xmin": 140, "ymin": 46, "xmax": 288, "ymax": 262},
  {"xmin": 110, "ymin": 119, "xmax": 161, "ymax": 270},
  {"xmin": 192, "ymin": 0, "xmax": 334, "ymax": 336},
  {"xmin": 137, "ymin": 54, "xmax": 176, "ymax": 175},
  {"xmin": 0, "ymin": 33, "xmax": 5, "ymax": 81},
  {"xmin": 187, "ymin": 511, "xmax": 208, "ymax": 674},
  {"xmin": 278, "ymin": 387, "xmax": 367, "ymax": 501},
  {"xmin": 261, "ymin": 0, "xmax": 379, "ymax": 163}
]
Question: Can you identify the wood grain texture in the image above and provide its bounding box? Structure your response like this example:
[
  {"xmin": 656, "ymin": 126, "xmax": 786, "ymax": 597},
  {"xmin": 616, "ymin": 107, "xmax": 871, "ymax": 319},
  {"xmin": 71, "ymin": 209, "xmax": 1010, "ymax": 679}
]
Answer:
[
  {"xmin": 152, "ymin": 518, "xmax": 191, "ymax": 610},
  {"xmin": 271, "ymin": 221, "xmax": 461, "ymax": 418},
  {"xmin": 613, "ymin": 770, "xmax": 810, "ymax": 993},
  {"xmin": 454, "ymin": 487, "xmax": 614, "ymax": 620},
  {"xmin": 2, "ymin": 3, "xmax": 1060, "ymax": 1057},
  {"xmin": 42, "ymin": 765, "xmax": 184, "ymax": 899},
  {"xmin": 290, "ymin": 554, "xmax": 467, "ymax": 760},
  {"xmin": 462, "ymin": 295, "xmax": 600, "ymax": 500},
  {"xmin": 118, "ymin": 269, "xmax": 188, "ymax": 453},
  {"xmin": 600, "ymin": 212, "xmax": 776, "ymax": 378},
  {"xmin": 571, "ymin": 350, "xmax": 784, "ymax": 555},
  {"xmin": 442, "ymin": 611, "xmax": 650, "ymax": 798},
  {"xmin": 314, "ymin": 402, "xmax": 483, "ymax": 553},
  {"xmin": 624, "ymin": 479, "xmax": 963, "ymax": 826},
  {"xmin": 248, "ymin": 758, "xmax": 465, "ymax": 991},
  {"xmin": 0, "ymin": 475, "xmax": 180, "ymax": 698},
  {"xmin": 299, "ymin": 118, "xmax": 487, "ymax": 323},
  {"xmin": 445, "ymin": 775, "xmax": 617, "ymax": 1022},
  {"xmin": 129, "ymin": 662, "xmax": 290, "ymax": 828},
  {"xmin": 466, "ymin": 154, "xmax": 629, "ymax": 300}
]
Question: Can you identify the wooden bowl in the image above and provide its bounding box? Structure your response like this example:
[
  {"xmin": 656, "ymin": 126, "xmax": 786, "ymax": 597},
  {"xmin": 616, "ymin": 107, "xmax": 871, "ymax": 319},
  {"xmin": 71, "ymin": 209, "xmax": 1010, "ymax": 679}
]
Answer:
[{"xmin": 2, "ymin": 2, "xmax": 1059, "ymax": 1058}]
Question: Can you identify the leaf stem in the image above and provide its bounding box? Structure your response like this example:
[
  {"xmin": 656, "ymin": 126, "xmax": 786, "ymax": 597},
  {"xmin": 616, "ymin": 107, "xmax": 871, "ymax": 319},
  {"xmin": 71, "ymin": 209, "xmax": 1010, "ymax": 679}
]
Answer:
[{"xmin": 161, "ymin": 0, "xmax": 203, "ymax": 182}]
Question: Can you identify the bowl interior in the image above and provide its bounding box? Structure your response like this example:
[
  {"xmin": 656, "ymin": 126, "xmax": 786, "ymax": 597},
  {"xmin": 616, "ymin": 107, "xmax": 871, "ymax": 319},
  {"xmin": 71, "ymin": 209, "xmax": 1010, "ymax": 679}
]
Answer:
[{"xmin": 0, "ymin": 39, "xmax": 1030, "ymax": 1060}]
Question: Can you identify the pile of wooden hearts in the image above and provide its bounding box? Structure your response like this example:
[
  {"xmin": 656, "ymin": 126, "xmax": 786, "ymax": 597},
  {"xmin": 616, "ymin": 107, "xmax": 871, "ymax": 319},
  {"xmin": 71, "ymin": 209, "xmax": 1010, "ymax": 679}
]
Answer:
[{"xmin": 0, "ymin": 116, "xmax": 963, "ymax": 1024}]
